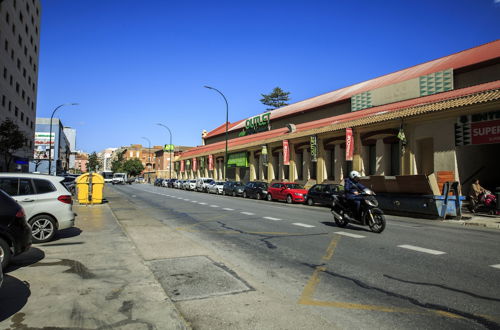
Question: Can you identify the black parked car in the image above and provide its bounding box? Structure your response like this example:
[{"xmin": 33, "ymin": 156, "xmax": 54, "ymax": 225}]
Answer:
[
  {"xmin": 167, "ymin": 179, "xmax": 178, "ymax": 188},
  {"xmin": 243, "ymin": 181, "xmax": 268, "ymax": 200},
  {"xmin": 0, "ymin": 189, "xmax": 32, "ymax": 269},
  {"xmin": 305, "ymin": 184, "xmax": 343, "ymax": 207},
  {"xmin": 223, "ymin": 181, "xmax": 244, "ymax": 196},
  {"xmin": 154, "ymin": 178, "xmax": 164, "ymax": 186}
]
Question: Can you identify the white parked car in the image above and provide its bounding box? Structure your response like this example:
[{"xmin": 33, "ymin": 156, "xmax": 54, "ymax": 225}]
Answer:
[
  {"xmin": 187, "ymin": 180, "xmax": 197, "ymax": 191},
  {"xmin": 195, "ymin": 178, "xmax": 214, "ymax": 192},
  {"xmin": 208, "ymin": 181, "xmax": 224, "ymax": 194},
  {"xmin": 0, "ymin": 173, "xmax": 76, "ymax": 243}
]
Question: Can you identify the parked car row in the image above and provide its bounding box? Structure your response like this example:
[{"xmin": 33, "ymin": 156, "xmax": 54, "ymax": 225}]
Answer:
[
  {"xmin": 152, "ymin": 177, "xmax": 344, "ymax": 206},
  {"xmin": 0, "ymin": 173, "xmax": 77, "ymax": 270}
]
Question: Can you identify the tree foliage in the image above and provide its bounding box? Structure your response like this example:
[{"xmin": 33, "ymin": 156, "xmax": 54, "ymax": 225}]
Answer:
[
  {"xmin": 122, "ymin": 158, "xmax": 144, "ymax": 177},
  {"xmin": 0, "ymin": 118, "xmax": 28, "ymax": 171},
  {"xmin": 260, "ymin": 87, "xmax": 291, "ymax": 111},
  {"xmin": 111, "ymin": 149, "xmax": 125, "ymax": 173},
  {"xmin": 87, "ymin": 152, "xmax": 100, "ymax": 172}
]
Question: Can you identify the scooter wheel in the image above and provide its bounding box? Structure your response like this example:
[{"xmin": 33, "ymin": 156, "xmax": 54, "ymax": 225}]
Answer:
[{"xmin": 368, "ymin": 209, "xmax": 386, "ymax": 233}]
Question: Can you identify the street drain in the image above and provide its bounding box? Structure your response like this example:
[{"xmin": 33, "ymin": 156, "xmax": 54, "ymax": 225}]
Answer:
[{"xmin": 149, "ymin": 256, "xmax": 253, "ymax": 301}]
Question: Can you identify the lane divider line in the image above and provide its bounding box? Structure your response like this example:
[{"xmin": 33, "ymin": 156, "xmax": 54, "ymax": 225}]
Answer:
[
  {"xmin": 490, "ymin": 264, "xmax": 500, "ymax": 269},
  {"xmin": 223, "ymin": 208, "xmax": 234, "ymax": 211},
  {"xmin": 241, "ymin": 212, "xmax": 254, "ymax": 215},
  {"xmin": 199, "ymin": 202, "xmax": 207, "ymax": 205},
  {"xmin": 334, "ymin": 231, "xmax": 366, "ymax": 238},
  {"xmin": 293, "ymin": 223, "xmax": 315, "ymax": 228},
  {"xmin": 210, "ymin": 205, "xmax": 219, "ymax": 208},
  {"xmin": 264, "ymin": 216, "xmax": 282, "ymax": 221},
  {"xmin": 398, "ymin": 244, "xmax": 446, "ymax": 255}
]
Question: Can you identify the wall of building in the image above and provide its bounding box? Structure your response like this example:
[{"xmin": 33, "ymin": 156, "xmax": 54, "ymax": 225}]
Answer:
[{"xmin": 0, "ymin": 0, "xmax": 41, "ymax": 171}]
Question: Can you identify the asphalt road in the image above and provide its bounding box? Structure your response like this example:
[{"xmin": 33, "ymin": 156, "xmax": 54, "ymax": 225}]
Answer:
[{"xmin": 113, "ymin": 183, "xmax": 500, "ymax": 330}]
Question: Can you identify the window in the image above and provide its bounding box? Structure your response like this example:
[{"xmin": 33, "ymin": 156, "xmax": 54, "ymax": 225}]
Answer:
[
  {"xmin": 18, "ymin": 178, "xmax": 34, "ymax": 195},
  {"xmin": 1, "ymin": 95, "xmax": 5, "ymax": 107},
  {"xmin": 4, "ymin": 39, "xmax": 8, "ymax": 51},
  {"xmin": 34, "ymin": 179, "xmax": 56, "ymax": 194},
  {"xmin": 389, "ymin": 142, "xmax": 400, "ymax": 176},
  {"xmin": 15, "ymin": 106, "xmax": 18, "ymax": 116},
  {"xmin": 2, "ymin": 67, "xmax": 6, "ymax": 78},
  {"xmin": 368, "ymin": 144, "xmax": 376, "ymax": 175},
  {"xmin": 0, "ymin": 178, "xmax": 18, "ymax": 195}
]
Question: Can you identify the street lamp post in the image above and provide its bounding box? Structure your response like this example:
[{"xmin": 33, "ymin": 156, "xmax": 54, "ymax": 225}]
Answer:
[
  {"xmin": 141, "ymin": 137, "xmax": 151, "ymax": 182},
  {"xmin": 48, "ymin": 103, "xmax": 78, "ymax": 175},
  {"xmin": 156, "ymin": 123, "xmax": 173, "ymax": 179},
  {"xmin": 204, "ymin": 85, "xmax": 229, "ymax": 180}
]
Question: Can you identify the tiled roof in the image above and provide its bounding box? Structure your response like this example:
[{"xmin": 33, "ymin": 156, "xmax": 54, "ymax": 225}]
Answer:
[
  {"xmin": 205, "ymin": 40, "xmax": 500, "ymax": 138},
  {"xmin": 180, "ymin": 81, "xmax": 500, "ymax": 160}
]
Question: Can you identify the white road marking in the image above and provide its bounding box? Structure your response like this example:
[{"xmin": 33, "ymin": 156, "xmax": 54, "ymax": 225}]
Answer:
[
  {"xmin": 398, "ymin": 245, "xmax": 446, "ymax": 255},
  {"xmin": 293, "ymin": 223, "xmax": 315, "ymax": 228},
  {"xmin": 183, "ymin": 199, "xmax": 190, "ymax": 201},
  {"xmin": 223, "ymin": 208, "xmax": 234, "ymax": 211},
  {"xmin": 490, "ymin": 264, "xmax": 500, "ymax": 270},
  {"xmin": 191, "ymin": 201, "xmax": 198, "ymax": 203},
  {"xmin": 334, "ymin": 231, "xmax": 366, "ymax": 238},
  {"xmin": 264, "ymin": 216, "xmax": 282, "ymax": 221},
  {"xmin": 198, "ymin": 202, "xmax": 207, "ymax": 205},
  {"xmin": 210, "ymin": 205, "xmax": 219, "ymax": 208},
  {"xmin": 241, "ymin": 212, "xmax": 254, "ymax": 215}
]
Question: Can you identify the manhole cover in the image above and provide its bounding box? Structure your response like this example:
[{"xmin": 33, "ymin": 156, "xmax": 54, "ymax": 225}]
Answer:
[{"xmin": 149, "ymin": 256, "xmax": 253, "ymax": 301}]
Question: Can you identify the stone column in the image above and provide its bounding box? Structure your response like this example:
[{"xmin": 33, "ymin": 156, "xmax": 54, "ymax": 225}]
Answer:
[
  {"xmin": 334, "ymin": 145, "xmax": 343, "ymax": 183},
  {"xmin": 317, "ymin": 139, "xmax": 327, "ymax": 183},
  {"xmin": 375, "ymin": 139, "xmax": 385, "ymax": 175},
  {"xmin": 235, "ymin": 167, "xmax": 240, "ymax": 181},
  {"xmin": 249, "ymin": 151, "xmax": 256, "ymax": 181},
  {"xmin": 303, "ymin": 149, "xmax": 310, "ymax": 180},
  {"xmin": 289, "ymin": 144, "xmax": 297, "ymax": 182}
]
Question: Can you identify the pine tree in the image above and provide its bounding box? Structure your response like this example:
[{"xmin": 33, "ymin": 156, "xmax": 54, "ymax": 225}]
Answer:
[
  {"xmin": 260, "ymin": 87, "xmax": 291, "ymax": 111},
  {"xmin": 0, "ymin": 118, "xmax": 28, "ymax": 171}
]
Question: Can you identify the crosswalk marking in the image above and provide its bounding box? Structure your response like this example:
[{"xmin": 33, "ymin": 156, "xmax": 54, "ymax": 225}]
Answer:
[
  {"xmin": 398, "ymin": 245, "xmax": 446, "ymax": 255},
  {"xmin": 334, "ymin": 231, "xmax": 365, "ymax": 238},
  {"xmin": 264, "ymin": 217, "xmax": 282, "ymax": 221},
  {"xmin": 293, "ymin": 223, "xmax": 315, "ymax": 228}
]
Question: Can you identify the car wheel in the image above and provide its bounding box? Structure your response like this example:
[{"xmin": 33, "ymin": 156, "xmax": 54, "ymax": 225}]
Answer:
[
  {"xmin": 29, "ymin": 215, "xmax": 57, "ymax": 243},
  {"xmin": 266, "ymin": 193, "xmax": 273, "ymax": 201},
  {"xmin": 243, "ymin": 191, "xmax": 247, "ymax": 198},
  {"xmin": 0, "ymin": 238, "xmax": 12, "ymax": 269},
  {"xmin": 286, "ymin": 195, "xmax": 293, "ymax": 204},
  {"xmin": 307, "ymin": 198, "xmax": 314, "ymax": 206}
]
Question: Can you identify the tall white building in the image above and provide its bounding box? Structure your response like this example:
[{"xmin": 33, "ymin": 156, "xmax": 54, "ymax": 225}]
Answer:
[
  {"xmin": 63, "ymin": 127, "xmax": 77, "ymax": 169},
  {"xmin": 0, "ymin": 0, "xmax": 41, "ymax": 171},
  {"xmin": 99, "ymin": 147, "xmax": 117, "ymax": 172}
]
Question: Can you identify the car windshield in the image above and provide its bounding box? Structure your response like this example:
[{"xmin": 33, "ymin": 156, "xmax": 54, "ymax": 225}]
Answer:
[
  {"xmin": 216, "ymin": 181, "xmax": 224, "ymax": 185},
  {"xmin": 286, "ymin": 183, "xmax": 304, "ymax": 189}
]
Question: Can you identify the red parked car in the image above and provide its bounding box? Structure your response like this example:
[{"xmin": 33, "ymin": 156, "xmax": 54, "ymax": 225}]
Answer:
[{"xmin": 266, "ymin": 182, "xmax": 308, "ymax": 204}]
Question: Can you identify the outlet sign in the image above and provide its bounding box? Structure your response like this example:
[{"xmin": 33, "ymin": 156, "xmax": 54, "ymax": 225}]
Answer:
[{"xmin": 240, "ymin": 113, "xmax": 271, "ymax": 137}]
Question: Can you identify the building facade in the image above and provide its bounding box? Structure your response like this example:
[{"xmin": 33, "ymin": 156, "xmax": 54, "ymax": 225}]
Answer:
[
  {"xmin": 155, "ymin": 146, "xmax": 193, "ymax": 179},
  {"xmin": 63, "ymin": 126, "xmax": 77, "ymax": 169},
  {"xmin": 98, "ymin": 147, "xmax": 117, "ymax": 172},
  {"xmin": 0, "ymin": 0, "xmax": 41, "ymax": 171},
  {"xmin": 174, "ymin": 41, "xmax": 500, "ymax": 195},
  {"xmin": 74, "ymin": 152, "xmax": 88, "ymax": 173},
  {"xmin": 30, "ymin": 118, "xmax": 71, "ymax": 175}
]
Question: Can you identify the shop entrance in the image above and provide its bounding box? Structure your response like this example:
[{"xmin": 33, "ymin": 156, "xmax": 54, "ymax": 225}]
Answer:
[{"xmin": 456, "ymin": 143, "xmax": 500, "ymax": 195}]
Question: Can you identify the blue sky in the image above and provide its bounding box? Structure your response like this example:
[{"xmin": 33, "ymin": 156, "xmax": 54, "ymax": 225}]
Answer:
[{"xmin": 36, "ymin": 0, "xmax": 500, "ymax": 153}]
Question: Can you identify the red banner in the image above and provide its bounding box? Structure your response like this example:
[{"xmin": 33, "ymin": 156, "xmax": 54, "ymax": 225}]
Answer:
[
  {"xmin": 192, "ymin": 158, "xmax": 197, "ymax": 172},
  {"xmin": 180, "ymin": 160, "xmax": 185, "ymax": 172},
  {"xmin": 283, "ymin": 140, "xmax": 290, "ymax": 165},
  {"xmin": 345, "ymin": 128, "xmax": 354, "ymax": 161},
  {"xmin": 471, "ymin": 119, "xmax": 500, "ymax": 145},
  {"xmin": 208, "ymin": 154, "xmax": 214, "ymax": 170}
]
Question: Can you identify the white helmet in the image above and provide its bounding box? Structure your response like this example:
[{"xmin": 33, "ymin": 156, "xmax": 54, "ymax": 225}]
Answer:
[{"xmin": 349, "ymin": 170, "xmax": 361, "ymax": 180}]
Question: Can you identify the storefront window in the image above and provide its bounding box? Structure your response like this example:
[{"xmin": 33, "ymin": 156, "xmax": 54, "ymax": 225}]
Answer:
[
  {"xmin": 389, "ymin": 142, "xmax": 400, "ymax": 176},
  {"xmin": 368, "ymin": 144, "xmax": 376, "ymax": 175},
  {"xmin": 296, "ymin": 152, "xmax": 303, "ymax": 180},
  {"xmin": 328, "ymin": 149, "xmax": 335, "ymax": 180},
  {"xmin": 310, "ymin": 161, "xmax": 317, "ymax": 180}
]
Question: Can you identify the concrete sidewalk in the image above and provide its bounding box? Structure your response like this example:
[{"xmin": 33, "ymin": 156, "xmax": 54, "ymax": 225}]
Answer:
[{"xmin": 443, "ymin": 211, "xmax": 500, "ymax": 229}]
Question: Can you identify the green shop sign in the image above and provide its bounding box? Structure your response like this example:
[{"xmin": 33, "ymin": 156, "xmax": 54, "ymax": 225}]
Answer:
[
  {"xmin": 164, "ymin": 144, "xmax": 175, "ymax": 152},
  {"xmin": 240, "ymin": 113, "xmax": 271, "ymax": 137},
  {"xmin": 227, "ymin": 152, "xmax": 248, "ymax": 167}
]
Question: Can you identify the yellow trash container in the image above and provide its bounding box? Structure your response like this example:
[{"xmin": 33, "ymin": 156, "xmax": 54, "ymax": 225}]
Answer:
[{"xmin": 76, "ymin": 173, "xmax": 105, "ymax": 204}]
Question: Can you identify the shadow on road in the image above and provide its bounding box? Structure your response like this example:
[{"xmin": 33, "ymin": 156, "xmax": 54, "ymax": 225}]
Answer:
[{"xmin": 0, "ymin": 274, "xmax": 31, "ymax": 322}]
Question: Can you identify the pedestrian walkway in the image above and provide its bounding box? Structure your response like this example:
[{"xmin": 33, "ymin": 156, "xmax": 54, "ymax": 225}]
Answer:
[{"xmin": 444, "ymin": 211, "xmax": 500, "ymax": 229}]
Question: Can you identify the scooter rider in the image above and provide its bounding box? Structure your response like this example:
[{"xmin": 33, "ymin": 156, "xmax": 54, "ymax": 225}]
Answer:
[{"xmin": 344, "ymin": 171, "xmax": 366, "ymax": 218}]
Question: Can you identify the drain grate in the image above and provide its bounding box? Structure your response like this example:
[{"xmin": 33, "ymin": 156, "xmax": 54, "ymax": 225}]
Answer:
[{"xmin": 149, "ymin": 256, "xmax": 253, "ymax": 301}]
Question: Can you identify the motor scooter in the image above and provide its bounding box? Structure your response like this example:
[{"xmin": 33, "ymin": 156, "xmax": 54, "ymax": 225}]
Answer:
[{"xmin": 330, "ymin": 188, "xmax": 386, "ymax": 233}]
